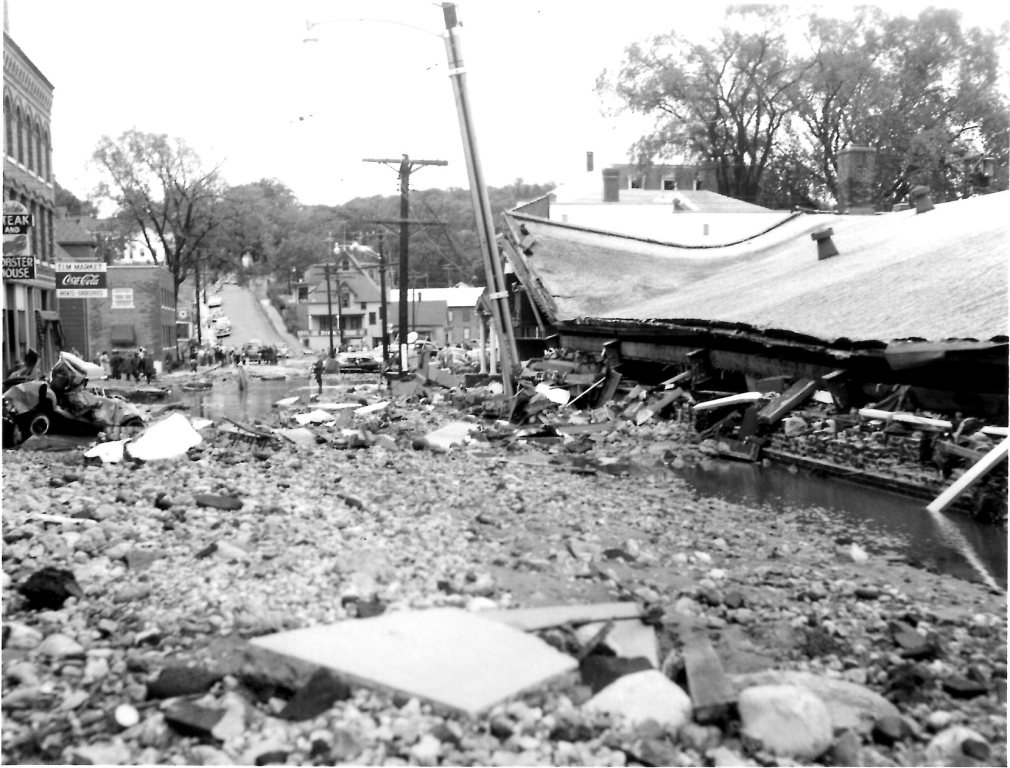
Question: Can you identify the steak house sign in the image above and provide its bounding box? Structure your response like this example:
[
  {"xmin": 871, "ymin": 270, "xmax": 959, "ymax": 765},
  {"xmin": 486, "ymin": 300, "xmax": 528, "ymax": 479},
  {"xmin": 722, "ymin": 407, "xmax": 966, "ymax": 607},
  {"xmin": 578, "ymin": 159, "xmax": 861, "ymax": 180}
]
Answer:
[{"xmin": 56, "ymin": 262, "xmax": 108, "ymax": 298}]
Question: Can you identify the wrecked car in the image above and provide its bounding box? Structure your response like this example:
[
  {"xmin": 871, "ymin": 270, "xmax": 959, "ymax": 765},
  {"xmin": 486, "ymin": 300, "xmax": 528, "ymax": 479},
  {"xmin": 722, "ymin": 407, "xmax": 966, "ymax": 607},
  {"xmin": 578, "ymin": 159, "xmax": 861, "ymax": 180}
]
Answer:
[{"xmin": 2, "ymin": 352, "xmax": 145, "ymax": 448}]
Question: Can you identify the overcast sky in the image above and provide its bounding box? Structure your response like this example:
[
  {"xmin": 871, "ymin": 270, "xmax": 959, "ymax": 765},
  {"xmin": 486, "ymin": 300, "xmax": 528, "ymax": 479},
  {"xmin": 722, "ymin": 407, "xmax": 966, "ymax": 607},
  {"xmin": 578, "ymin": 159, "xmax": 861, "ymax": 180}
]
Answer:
[{"xmin": 6, "ymin": 1, "xmax": 1007, "ymax": 207}]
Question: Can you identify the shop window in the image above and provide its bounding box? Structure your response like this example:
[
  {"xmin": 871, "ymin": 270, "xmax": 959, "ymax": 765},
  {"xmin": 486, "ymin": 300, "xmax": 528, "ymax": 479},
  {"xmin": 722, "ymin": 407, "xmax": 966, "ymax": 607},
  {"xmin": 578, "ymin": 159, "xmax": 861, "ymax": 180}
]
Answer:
[{"xmin": 663, "ymin": 178, "xmax": 676, "ymax": 190}]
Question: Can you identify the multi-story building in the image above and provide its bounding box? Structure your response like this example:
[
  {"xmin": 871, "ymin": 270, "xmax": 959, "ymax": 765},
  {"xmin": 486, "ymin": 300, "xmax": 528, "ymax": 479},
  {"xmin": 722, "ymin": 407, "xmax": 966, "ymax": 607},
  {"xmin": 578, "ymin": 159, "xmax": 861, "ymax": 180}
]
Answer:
[
  {"xmin": 85, "ymin": 264, "xmax": 178, "ymax": 368},
  {"xmin": 292, "ymin": 243, "xmax": 386, "ymax": 351},
  {"xmin": 388, "ymin": 284, "xmax": 484, "ymax": 346},
  {"xmin": 3, "ymin": 25, "xmax": 59, "ymax": 373}
]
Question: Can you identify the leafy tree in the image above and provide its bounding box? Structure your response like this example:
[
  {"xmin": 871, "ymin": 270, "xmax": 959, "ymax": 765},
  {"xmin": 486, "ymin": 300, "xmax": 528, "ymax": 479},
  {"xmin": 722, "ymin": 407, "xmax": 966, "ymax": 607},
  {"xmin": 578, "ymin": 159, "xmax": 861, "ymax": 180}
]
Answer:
[
  {"xmin": 90, "ymin": 129, "xmax": 225, "ymax": 300},
  {"xmin": 53, "ymin": 182, "xmax": 98, "ymax": 217},
  {"xmin": 600, "ymin": 6, "xmax": 1009, "ymax": 210},
  {"xmin": 597, "ymin": 6, "xmax": 808, "ymax": 203}
]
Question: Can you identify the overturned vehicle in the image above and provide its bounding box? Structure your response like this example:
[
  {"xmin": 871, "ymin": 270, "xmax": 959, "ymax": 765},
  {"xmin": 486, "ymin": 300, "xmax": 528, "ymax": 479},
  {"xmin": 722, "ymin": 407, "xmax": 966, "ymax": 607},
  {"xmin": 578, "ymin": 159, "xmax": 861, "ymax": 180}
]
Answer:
[{"xmin": 2, "ymin": 352, "xmax": 145, "ymax": 448}]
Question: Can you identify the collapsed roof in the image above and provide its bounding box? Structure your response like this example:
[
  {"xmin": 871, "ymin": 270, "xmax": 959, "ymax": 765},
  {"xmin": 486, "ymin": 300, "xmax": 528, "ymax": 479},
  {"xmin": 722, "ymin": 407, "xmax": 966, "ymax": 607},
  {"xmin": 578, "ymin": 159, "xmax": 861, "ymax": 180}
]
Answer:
[{"xmin": 503, "ymin": 191, "xmax": 1008, "ymax": 345}]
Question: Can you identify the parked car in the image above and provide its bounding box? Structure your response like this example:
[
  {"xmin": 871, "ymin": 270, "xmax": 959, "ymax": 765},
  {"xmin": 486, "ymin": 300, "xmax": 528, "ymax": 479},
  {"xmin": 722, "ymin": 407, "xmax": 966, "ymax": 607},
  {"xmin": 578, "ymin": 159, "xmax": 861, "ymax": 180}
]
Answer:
[
  {"xmin": 337, "ymin": 349, "xmax": 380, "ymax": 373},
  {"xmin": 207, "ymin": 294, "xmax": 223, "ymax": 309},
  {"xmin": 275, "ymin": 343, "xmax": 291, "ymax": 359},
  {"xmin": 258, "ymin": 345, "xmax": 278, "ymax": 365},
  {"xmin": 241, "ymin": 340, "xmax": 262, "ymax": 362}
]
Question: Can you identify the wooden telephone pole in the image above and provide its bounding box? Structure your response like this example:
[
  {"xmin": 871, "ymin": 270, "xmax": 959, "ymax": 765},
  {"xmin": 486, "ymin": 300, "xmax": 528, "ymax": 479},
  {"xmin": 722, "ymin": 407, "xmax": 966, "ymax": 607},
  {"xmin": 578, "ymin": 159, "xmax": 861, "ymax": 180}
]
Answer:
[{"xmin": 362, "ymin": 155, "xmax": 447, "ymax": 372}]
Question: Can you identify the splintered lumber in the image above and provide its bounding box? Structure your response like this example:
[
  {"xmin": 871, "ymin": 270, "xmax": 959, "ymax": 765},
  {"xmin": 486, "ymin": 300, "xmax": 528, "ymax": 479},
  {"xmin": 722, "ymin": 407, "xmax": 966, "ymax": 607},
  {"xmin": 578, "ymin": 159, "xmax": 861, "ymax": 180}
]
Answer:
[
  {"xmin": 683, "ymin": 633, "xmax": 736, "ymax": 724},
  {"xmin": 927, "ymin": 436, "xmax": 1010, "ymax": 515},
  {"xmin": 692, "ymin": 392, "xmax": 763, "ymax": 412},
  {"xmin": 858, "ymin": 409, "xmax": 951, "ymax": 431},
  {"xmin": 480, "ymin": 602, "xmax": 645, "ymax": 632},
  {"xmin": 757, "ymin": 378, "xmax": 816, "ymax": 426}
]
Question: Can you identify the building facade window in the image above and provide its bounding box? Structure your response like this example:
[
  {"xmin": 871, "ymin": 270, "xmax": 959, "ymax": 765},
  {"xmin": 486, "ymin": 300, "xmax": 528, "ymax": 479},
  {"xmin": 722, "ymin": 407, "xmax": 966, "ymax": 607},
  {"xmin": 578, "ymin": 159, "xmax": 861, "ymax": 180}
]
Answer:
[
  {"xmin": 4, "ymin": 97, "xmax": 12, "ymax": 158},
  {"xmin": 25, "ymin": 117, "xmax": 34, "ymax": 172},
  {"xmin": 111, "ymin": 288, "xmax": 135, "ymax": 309},
  {"xmin": 448, "ymin": 310, "xmax": 454, "ymax": 322},
  {"xmin": 368, "ymin": 312, "xmax": 376, "ymax": 324},
  {"xmin": 16, "ymin": 106, "xmax": 24, "ymax": 164}
]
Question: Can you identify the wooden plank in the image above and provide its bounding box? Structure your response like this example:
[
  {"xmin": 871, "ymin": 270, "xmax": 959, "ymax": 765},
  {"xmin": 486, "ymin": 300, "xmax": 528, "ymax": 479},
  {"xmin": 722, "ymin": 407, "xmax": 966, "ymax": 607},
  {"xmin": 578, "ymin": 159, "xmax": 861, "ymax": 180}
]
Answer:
[
  {"xmin": 935, "ymin": 441, "xmax": 987, "ymax": 463},
  {"xmin": 757, "ymin": 378, "xmax": 817, "ymax": 425},
  {"xmin": 858, "ymin": 409, "xmax": 951, "ymax": 431},
  {"xmin": 927, "ymin": 437, "xmax": 1010, "ymax": 515},
  {"xmin": 480, "ymin": 602, "xmax": 645, "ymax": 632},
  {"xmin": 693, "ymin": 392, "xmax": 764, "ymax": 412},
  {"xmin": 683, "ymin": 633, "xmax": 736, "ymax": 724}
]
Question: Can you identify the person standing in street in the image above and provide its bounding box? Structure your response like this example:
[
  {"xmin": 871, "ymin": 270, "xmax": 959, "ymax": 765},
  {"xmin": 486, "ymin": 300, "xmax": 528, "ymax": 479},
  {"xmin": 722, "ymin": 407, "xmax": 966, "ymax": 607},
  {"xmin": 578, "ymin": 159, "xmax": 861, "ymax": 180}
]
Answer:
[
  {"xmin": 99, "ymin": 350, "xmax": 111, "ymax": 379},
  {"xmin": 309, "ymin": 355, "xmax": 321, "ymax": 396}
]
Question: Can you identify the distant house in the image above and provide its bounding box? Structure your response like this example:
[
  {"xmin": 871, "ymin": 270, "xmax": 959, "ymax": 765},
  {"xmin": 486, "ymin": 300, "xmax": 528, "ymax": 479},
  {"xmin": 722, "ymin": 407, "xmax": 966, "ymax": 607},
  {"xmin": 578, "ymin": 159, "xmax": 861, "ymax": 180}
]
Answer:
[
  {"xmin": 514, "ymin": 164, "xmax": 790, "ymax": 244},
  {"xmin": 387, "ymin": 284, "xmax": 485, "ymax": 346},
  {"xmin": 293, "ymin": 243, "xmax": 386, "ymax": 351}
]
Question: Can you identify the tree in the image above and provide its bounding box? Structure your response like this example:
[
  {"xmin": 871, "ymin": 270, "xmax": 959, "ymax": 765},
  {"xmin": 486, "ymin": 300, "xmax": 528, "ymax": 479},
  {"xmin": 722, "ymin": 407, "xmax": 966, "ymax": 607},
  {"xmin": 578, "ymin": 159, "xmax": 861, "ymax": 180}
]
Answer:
[
  {"xmin": 601, "ymin": 6, "xmax": 1009, "ymax": 210},
  {"xmin": 53, "ymin": 182, "xmax": 98, "ymax": 217},
  {"xmin": 598, "ymin": 7, "xmax": 808, "ymax": 203},
  {"xmin": 90, "ymin": 130, "xmax": 225, "ymax": 300}
]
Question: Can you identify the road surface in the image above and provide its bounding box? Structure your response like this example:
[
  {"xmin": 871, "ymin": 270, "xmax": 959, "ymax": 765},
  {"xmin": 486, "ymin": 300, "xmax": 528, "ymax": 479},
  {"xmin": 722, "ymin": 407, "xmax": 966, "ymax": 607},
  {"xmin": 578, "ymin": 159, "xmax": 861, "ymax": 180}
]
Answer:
[{"xmin": 216, "ymin": 283, "xmax": 299, "ymax": 350}]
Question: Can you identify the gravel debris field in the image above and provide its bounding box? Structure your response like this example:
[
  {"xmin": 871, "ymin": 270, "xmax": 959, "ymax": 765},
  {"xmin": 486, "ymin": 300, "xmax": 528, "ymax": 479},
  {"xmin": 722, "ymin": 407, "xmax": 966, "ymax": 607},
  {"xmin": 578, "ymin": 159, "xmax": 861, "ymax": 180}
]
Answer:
[{"xmin": 2, "ymin": 367, "xmax": 1006, "ymax": 766}]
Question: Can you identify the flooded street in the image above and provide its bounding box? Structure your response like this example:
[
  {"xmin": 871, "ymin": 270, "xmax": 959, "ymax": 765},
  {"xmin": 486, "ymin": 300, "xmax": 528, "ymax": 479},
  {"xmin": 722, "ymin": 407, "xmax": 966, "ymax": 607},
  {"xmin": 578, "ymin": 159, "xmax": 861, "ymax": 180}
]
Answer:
[
  {"xmin": 678, "ymin": 460, "xmax": 1008, "ymax": 589},
  {"xmin": 173, "ymin": 376, "xmax": 1007, "ymax": 589}
]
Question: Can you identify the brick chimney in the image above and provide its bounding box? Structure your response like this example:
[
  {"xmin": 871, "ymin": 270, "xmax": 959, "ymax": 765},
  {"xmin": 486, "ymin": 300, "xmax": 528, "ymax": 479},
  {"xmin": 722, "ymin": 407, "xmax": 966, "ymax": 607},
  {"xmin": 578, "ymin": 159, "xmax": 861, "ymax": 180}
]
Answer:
[
  {"xmin": 837, "ymin": 146, "xmax": 876, "ymax": 214},
  {"xmin": 602, "ymin": 167, "xmax": 620, "ymax": 203}
]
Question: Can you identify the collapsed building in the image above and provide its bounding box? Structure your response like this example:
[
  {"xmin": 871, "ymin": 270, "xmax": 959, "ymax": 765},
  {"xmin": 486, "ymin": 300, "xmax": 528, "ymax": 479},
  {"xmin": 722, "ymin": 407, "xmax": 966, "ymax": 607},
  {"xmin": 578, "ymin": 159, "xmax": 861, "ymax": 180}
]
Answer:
[{"xmin": 491, "ymin": 175, "xmax": 1008, "ymax": 520}]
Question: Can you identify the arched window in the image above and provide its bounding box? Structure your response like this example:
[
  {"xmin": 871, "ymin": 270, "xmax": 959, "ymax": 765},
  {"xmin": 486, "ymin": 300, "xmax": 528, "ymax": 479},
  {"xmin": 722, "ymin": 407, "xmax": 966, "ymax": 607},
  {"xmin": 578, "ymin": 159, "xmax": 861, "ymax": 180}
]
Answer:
[
  {"xmin": 25, "ymin": 117, "xmax": 34, "ymax": 172},
  {"xmin": 35, "ymin": 123, "xmax": 44, "ymax": 177},
  {"xmin": 16, "ymin": 106, "xmax": 24, "ymax": 164},
  {"xmin": 43, "ymin": 130, "xmax": 52, "ymax": 181},
  {"xmin": 3, "ymin": 97, "xmax": 12, "ymax": 158}
]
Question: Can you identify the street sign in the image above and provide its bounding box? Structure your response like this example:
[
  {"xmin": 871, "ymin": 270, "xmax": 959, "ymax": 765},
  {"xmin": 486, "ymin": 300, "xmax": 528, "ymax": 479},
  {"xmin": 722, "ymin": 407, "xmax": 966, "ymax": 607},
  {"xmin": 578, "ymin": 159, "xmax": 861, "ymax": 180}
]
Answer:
[{"xmin": 56, "ymin": 261, "xmax": 108, "ymax": 298}]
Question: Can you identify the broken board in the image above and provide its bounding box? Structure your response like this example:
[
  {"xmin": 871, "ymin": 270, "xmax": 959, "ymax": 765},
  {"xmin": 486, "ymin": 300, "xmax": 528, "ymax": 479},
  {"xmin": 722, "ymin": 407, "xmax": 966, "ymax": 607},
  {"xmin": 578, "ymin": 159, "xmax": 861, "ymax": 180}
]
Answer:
[
  {"xmin": 480, "ymin": 602, "xmax": 644, "ymax": 631},
  {"xmin": 248, "ymin": 608, "xmax": 577, "ymax": 717}
]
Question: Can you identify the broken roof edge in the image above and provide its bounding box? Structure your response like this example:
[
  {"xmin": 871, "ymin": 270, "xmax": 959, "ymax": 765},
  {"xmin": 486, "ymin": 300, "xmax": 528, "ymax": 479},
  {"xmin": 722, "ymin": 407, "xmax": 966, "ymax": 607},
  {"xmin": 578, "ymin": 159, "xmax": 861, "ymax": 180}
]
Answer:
[
  {"xmin": 504, "ymin": 209, "xmax": 806, "ymax": 251},
  {"xmin": 499, "ymin": 216, "xmax": 561, "ymax": 325},
  {"xmin": 562, "ymin": 316, "xmax": 1010, "ymax": 354}
]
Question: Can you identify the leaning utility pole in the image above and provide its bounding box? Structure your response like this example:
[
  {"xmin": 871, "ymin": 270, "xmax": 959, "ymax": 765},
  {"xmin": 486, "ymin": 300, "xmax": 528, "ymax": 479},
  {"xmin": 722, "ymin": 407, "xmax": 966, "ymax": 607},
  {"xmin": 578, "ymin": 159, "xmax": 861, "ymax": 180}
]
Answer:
[
  {"xmin": 362, "ymin": 156, "xmax": 447, "ymax": 372},
  {"xmin": 441, "ymin": 3, "xmax": 518, "ymax": 397}
]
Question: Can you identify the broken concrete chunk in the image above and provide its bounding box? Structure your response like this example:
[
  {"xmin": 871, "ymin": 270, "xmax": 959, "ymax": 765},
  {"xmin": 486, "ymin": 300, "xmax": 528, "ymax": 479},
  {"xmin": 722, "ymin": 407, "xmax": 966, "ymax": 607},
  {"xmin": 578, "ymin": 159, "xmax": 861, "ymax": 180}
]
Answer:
[
  {"xmin": 278, "ymin": 667, "xmax": 351, "ymax": 720},
  {"xmin": 737, "ymin": 684, "xmax": 833, "ymax": 761},
  {"xmin": 146, "ymin": 665, "xmax": 223, "ymax": 700},
  {"xmin": 125, "ymin": 413, "xmax": 202, "ymax": 461},
  {"xmin": 731, "ymin": 670, "xmax": 900, "ymax": 734},
  {"xmin": 582, "ymin": 669, "xmax": 692, "ymax": 731},
  {"xmin": 683, "ymin": 633, "xmax": 736, "ymax": 724},
  {"xmin": 423, "ymin": 421, "xmax": 478, "ymax": 452},
  {"xmin": 249, "ymin": 608, "xmax": 577, "ymax": 716},
  {"xmin": 194, "ymin": 494, "xmax": 244, "ymax": 511}
]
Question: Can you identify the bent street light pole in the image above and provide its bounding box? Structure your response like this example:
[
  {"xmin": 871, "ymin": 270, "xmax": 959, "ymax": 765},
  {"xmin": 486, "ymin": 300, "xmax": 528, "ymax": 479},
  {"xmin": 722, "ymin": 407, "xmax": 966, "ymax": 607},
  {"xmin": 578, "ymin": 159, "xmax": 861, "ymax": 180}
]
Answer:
[{"xmin": 442, "ymin": 4, "xmax": 517, "ymax": 397}]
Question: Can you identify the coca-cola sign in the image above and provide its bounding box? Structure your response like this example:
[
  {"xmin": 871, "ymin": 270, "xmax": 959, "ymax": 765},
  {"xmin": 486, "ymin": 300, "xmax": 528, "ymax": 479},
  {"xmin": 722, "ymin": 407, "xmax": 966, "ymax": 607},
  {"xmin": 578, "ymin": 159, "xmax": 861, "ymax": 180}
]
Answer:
[{"xmin": 55, "ymin": 262, "xmax": 107, "ymax": 298}]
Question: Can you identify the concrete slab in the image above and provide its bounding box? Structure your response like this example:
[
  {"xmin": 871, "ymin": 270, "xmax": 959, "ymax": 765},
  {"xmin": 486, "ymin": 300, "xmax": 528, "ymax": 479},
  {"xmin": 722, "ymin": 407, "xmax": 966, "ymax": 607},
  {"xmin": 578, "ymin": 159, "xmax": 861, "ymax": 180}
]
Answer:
[{"xmin": 248, "ymin": 608, "xmax": 578, "ymax": 716}]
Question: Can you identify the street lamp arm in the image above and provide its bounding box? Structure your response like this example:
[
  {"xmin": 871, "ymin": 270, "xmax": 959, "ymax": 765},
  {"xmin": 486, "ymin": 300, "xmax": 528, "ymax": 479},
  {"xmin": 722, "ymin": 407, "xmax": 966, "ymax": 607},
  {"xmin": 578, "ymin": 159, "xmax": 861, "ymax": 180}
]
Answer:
[{"xmin": 305, "ymin": 17, "xmax": 443, "ymax": 39}]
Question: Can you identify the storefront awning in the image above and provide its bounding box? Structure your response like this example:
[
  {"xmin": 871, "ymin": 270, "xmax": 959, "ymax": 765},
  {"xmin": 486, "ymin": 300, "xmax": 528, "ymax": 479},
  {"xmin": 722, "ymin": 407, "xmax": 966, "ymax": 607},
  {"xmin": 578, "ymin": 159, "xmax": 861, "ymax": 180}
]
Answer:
[{"xmin": 110, "ymin": 324, "xmax": 136, "ymax": 345}]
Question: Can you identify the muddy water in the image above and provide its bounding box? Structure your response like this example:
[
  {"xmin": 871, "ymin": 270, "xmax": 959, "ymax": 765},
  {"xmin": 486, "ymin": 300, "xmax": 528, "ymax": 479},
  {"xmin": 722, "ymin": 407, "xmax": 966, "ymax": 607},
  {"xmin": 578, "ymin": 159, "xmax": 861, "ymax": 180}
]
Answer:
[
  {"xmin": 173, "ymin": 375, "xmax": 382, "ymax": 422},
  {"xmin": 677, "ymin": 460, "xmax": 1008, "ymax": 589},
  {"xmin": 173, "ymin": 379, "xmax": 1007, "ymax": 589}
]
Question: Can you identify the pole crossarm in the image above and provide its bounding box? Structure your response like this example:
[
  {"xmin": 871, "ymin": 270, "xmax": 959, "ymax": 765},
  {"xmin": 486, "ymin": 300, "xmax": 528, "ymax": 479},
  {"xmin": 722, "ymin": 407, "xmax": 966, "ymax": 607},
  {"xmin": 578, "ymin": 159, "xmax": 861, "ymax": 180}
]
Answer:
[{"xmin": 362, "ymin": 155, "xmax": 447, "ymax": 373}]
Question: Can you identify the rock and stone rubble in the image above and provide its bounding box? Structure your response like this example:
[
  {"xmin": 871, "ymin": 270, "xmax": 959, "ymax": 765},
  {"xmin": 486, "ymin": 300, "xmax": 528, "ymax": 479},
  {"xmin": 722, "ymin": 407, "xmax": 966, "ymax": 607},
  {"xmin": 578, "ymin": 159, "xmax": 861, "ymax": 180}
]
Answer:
[{"xmin": 1, "ymin": 365, "xmax": 1006, "ymax": 766}]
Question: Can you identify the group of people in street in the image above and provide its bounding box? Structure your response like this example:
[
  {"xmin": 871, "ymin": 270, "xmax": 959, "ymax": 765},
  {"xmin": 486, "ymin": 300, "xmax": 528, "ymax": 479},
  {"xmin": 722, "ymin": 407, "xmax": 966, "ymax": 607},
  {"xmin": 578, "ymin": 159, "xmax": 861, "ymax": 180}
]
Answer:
[{"xmin": 101, "ymin": 348, "xmax": 156, "ymax": 384}]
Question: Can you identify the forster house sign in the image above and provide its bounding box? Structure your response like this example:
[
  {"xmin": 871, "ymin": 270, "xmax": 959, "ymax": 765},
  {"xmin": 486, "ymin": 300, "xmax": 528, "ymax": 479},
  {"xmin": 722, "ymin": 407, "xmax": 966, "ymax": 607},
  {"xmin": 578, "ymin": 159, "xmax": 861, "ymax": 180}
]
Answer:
[
  {"xmin": 2, "ymin": 201, "xmax": 35, "ymax": 280},
  {"xmin": 56, "ymin": 262, "xmax": 108, "ymax": 298}
]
